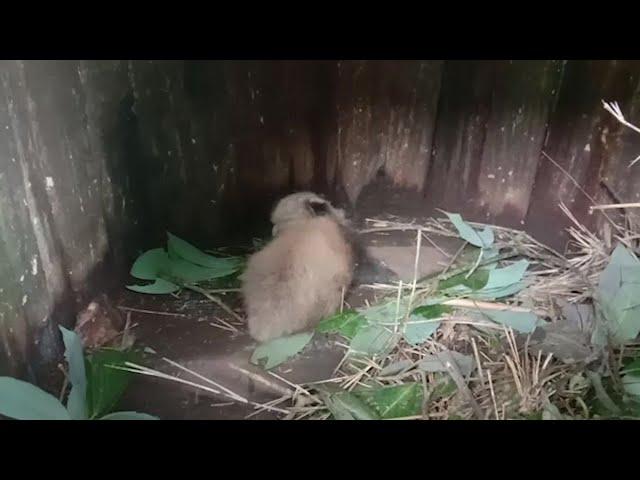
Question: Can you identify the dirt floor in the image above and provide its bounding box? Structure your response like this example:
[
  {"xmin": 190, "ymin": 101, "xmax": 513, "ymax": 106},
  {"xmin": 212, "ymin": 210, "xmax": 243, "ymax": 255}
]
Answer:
[{"xmin": 115, "ymin": 182, "xmax": 465, "ymax": 419}]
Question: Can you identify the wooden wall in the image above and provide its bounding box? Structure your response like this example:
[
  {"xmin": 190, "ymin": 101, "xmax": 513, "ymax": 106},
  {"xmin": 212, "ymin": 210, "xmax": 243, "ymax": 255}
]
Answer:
[{"xmin": 2, "ymin": 59, "xmax": 640, "ymax": 379}]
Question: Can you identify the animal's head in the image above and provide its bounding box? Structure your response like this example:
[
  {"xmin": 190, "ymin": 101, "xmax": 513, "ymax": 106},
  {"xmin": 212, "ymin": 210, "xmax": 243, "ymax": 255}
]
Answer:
[{"xmin": 270, "ymin": 191, "xmax": 349, "ymax": 236}]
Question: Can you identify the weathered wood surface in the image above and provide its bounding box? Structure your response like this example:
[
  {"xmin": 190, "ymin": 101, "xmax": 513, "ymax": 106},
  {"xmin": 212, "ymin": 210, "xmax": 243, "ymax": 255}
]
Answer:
[
  {"xmin": 2, "ymin": 59, "xmax": 640, "ymax": 379},
  {"xmin": 525, "ymin": 60, "xmax": 640, "ymax": 245}
]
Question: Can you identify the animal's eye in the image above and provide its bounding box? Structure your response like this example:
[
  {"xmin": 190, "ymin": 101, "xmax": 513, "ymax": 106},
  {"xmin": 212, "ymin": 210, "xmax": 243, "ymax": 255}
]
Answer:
[{"xmin": 307, "ymin": 201, "xmax": 329, "ymax": 216}]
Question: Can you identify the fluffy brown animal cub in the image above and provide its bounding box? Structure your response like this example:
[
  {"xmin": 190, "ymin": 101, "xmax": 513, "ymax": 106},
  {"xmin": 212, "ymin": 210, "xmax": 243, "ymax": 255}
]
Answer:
[{"xmin": 241, "ymin": 192, "xmax": 354, "ymax": 343}]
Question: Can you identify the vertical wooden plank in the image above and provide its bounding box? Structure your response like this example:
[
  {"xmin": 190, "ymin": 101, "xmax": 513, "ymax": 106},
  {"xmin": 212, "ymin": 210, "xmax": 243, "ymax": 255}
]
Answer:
[
  {"xmin": 476, "ymin": 60, "xmax": 564, "ymax": 225},
  {"xmin": 329, "ymin": 60, "xmax": 442, "ymax": 205},
  {"xmin": 600, "ymin": 77, "xmax": 640, "ymax": 206},
  {"xmin": 426, "ymin": 61, "xmax": 496, "ymax": 213},
  {"xmin": 525, "ymin": 60, "xmax": 640, "ymax": 249},
  {"xmin": 380, "ymin": 60, "xmax": 442, "ymax": 191}
]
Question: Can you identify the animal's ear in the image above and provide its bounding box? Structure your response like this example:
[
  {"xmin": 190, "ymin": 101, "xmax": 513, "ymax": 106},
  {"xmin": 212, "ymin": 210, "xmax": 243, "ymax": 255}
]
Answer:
[{"xmin": 306, "ymin": 200, "xmax": 329, "ymax": 216}]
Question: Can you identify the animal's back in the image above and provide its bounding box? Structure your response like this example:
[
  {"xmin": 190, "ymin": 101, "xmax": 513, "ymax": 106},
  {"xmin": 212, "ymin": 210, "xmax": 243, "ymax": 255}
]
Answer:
[{"xmin": 242, "ymin": 217, "xmax": 353, "ymax": 342}]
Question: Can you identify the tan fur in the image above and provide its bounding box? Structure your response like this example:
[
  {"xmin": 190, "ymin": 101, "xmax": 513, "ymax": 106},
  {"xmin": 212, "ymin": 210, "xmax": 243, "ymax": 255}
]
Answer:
[
  {"xmin": 270, "ymin": 191, "xmax": 348, "ymax": 235},
  {"xmin": 242, "ymin": 196, "xmax": 354, "ymax": 343}
]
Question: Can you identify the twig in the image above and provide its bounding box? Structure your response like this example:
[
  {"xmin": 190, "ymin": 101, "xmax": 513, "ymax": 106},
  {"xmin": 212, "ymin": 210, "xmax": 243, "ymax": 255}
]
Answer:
[
  {"xmin": 540, "ymin": 151, "xmax": 621, "ymax": 232},
  {"xmin": 186, "ymin": 284, "xmax": 244, "ymax": 322},
  {"xmin": 57, "ymin": 364, "xmax": 69, "ymax": 402},
  {"xmin": 602, "ymin": 100, "xmax": 640, "ymax": 135},
  {"xmin": 602, "ymin": 101, "xmax": 640, "ymax": 166},
  {"xmin": 421, "ymin": 232, "xmax": 452, "ymax": 259},
  {"xmin": 117, "ymin": 306, "xmax": 187, "ymax": 318},
  {"xmin": 227, "ymin": 363, "xmax": 294, "ymax": 397},
  {"xmin": 161, "ymin": 357, "xmax": 244, "ymax": 403},
  {"xmin": 405, "ymin": 229, "xmax": 422, "ymax": 321},
  {"xmin": 441, "ymin": 298, "xmax": 546, "ymax": 316},
  {"xmin": 487, "ymin": 370, "xmax": 500, "ymax": 420},
  {"xmin": 590, "ymin": 203, "xmax": 640, "ymax": 212},
  {"xmin": 121, "ymin": 311, "xmax": 133, "ymax": 349},
  {"xmin": 112, "ymin": 361, "xmax": 290, "ymax": 415}
]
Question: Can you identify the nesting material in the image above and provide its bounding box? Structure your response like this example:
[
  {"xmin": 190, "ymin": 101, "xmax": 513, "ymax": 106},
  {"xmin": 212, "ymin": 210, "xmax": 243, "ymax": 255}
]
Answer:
[{"xmin": 245, "ymin": 204, "xmax": 640, "ymax": 420}]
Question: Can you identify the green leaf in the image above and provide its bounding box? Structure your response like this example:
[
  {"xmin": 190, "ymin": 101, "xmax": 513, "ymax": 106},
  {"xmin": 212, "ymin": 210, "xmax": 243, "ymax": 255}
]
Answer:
[
  {"xmin": 59, "ymin": 326, "xmax": 87, "ymax": 420},
  {"xmin": 596, "ymin": 245, "xmax": 640, "ymax": 344},
  {"xmin": 474, "ymin": 282, "xmax": 527, "ymax": 300},
  {"xmin": 483, "ymin": 247, "xmax": 501, "ymax": 261},
  {"xmin": 360, "ymin": 300, "xmax": 408, "ymax": 325},
  {"xmin": 321, "ymin": 391, "xmax": 380, "ymax": 420},
  {"xmin": 483, "ymin": 259, "xmax": 529, "ymax": 291},
  {"xmin": 402, "ymin": 304, "xmax": 453, "ymax": 345},
  {"xmin": 542, "ymin": 403, "xmax": 565, "ymax": 420},
  {"xmin": 354, "ymin": 383, "xmax": 423, "ymax": 419},
  {"xmin": 601, "ymin": 282, "xmax": 640, "ymax": 344},
  {"xmin": 167, "ymin": 256, "xmax": 237, "ymax": 283},
  {"xmin": 379, "ymin": 360, "xmax": 413, "ymax": 377},
  {"xmin": 439, "ymin": 260, "xmax": 529, "ymax": 300},
  {"xmin": 349, "ymin": 324, "xmax": 396, "ymax": 356},
  {"xmin": 439, "ymin": 269, "xmax": 490, "ymax": 291},
  {"xmin": 250, "ymin": 332, "xmax": 314, "ymax": 370},
  {"xmin": 621, "ymin": 358, "xmax": 640, "ymax": 376},
  {"xmin": 130, "ymin": 244, "xmax": 240, "ymax": 290},
  {"xmin": 430, "ymin": 375, "xmax": 458, "ymax": 400},
  {"xmin": 130, "ymin": 248, "xmax": 171, "ymax": 280},
  {"xmin": 403, "ymin": 316, "xmax": 441, "ymax": 345},
  {"xmin": 86, "ymin": 349, "xmax": 137, "ymax": 419},
  {"xmin": 411, "ymin": 304, "xmax": 454, "ymax": 318},
  {"xmin": 316, "ymin": 310, "xmax": 367, "ymax": 339},
  {"xmin": 126, "ymin": 278, "xmax": 180, "ymax": 294},
  {"xmin": 585, "ymin": 371, "xmax": 621, "ymax": 415},
  {"xmin": 623, "ymin": 374, "xmax": 640, "ymax": 399},
  {"xmin": 418, "ymin": 351, "xmax": 476, "ymax": 377},
  {"xmin": 481, "ymin": 310, "xmax": 542, "ymax": 334},
  {"xmin": 100, "ymin": 411, "xmax": 159, "ymax": 420},
  {"xmin": 0, "ymin": 377, "xmax": 71, "ymax": 420},
  {"xmin": 445, "ymin": 212, "xmax": 494, "ymax": 248},
  {"xmin": 598, "ymin": 243, "xmax": 640, "ymax": 299},
  {"xmin": 168, "ymin": 232, "xmax": 243, "ymax": 271}
]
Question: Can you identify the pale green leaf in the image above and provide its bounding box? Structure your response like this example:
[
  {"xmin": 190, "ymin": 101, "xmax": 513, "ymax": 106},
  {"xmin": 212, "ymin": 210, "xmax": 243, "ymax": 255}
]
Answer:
[
  {"xmin": 168, "ymin": 232, "xmax": 243, "ymax": 271},
  {"xmin": 316, "ymin": 310, "xmax": 367, "ymax": 339},
  {"xmin": 403, "ymin": 305, "xmax": 451, "ymax": 345},
  {"xmin": 585, "ymin": 371, "xmax": 621, "ymax": 415},
  {"xmin": 473, "ymin": 282, "xmax": 526, "ymax": 300},
  {"xmin": 403, "ymin": 316, "xmax": 442, "ymax": 345},
  {"xmin": 324, "ymin": 391, "xmax": 380, "ymax": 420},
  {"xmin": 360, "ymin": 300, "xmax": 408, "ymax": 326},
  {"xmin": 439, "ymin": 260, "xmax": 528, "ymax": 301},
  {"xmin": 598, "ymin": 243, "xmax": 640, "ymax": 298},
  {"xmin": 483, "ymin": 247, "xmax": 501, "ymax": 261},
  {"xmin": 250, "ymin": 332, "xmax": 314, "ymax": 370},
  {"xmin": 59, "ymin": 326, "xmax": 87, "ymax": 420},
  {"xmin": 542, "ymin": 402, "xmax": 565, "ymax": 420},
  {"xmin": 167, "ymin": 256, "xmax": 236, "ymax": 282},
  {"xmin": 130, "ymin": 248, "xmax": 170, "ymax": 280},
  {"xmin": 418, "ymin": 351, "xmax": 475, "ymax": 377},
  {"xmin": 483, "ymin": 259, "xmax": 529, "ymax": 291},
  {"xmin": 126, "ymin": 278, "xmax": 180, "ymax": 294},
  {"xmin": 379, "ymin": 360, "xmax": 413, "ymax": 377},
  {"xmin": 349, "ymin": 325, "xmax": 396, "ymax": 356},
  {"xmin": 0, "ymin": 377, "xmax": 71, "ymax": 420},
  {"xmin": 86, "ymin": 349, "xmax": 137, "ymax": 419},
  {"xmin": 445, "ymin": 212, "xmax": 494, "ymax": 248},
  {"xmin": 100, "ymin": 411, "xmax": 159, "ymax": 420},
  {"xmin": 439, "ymin": 269, "xmax": 490, "ymax": 291},
  {"xmin": 354, "ymin": 383, "xmax": 423, "ymax": 419},
  {"xmin": 482, "ymin": 310, "xmax": 541, "ymax": 334},
  {"xmin": 601, "ymin": 283, "xmax": 640, "ymax": 344}
]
